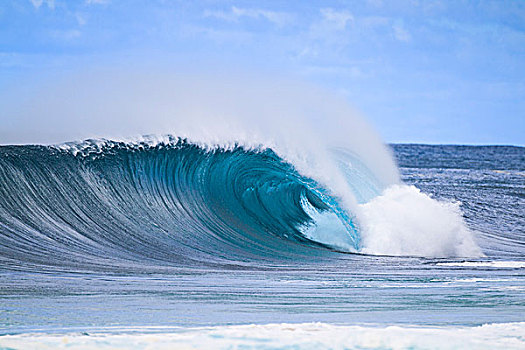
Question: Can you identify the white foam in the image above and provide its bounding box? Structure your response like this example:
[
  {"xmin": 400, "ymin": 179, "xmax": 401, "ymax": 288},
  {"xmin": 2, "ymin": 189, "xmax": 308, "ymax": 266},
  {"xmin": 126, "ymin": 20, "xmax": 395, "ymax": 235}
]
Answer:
[
  {"xmin": 437, "ymin": 261, "xmax": 525, "ymax": 268},
  {"xmin": 1, "ymin": 322, "xmax": 524, "ymax": 350},
  {"xmin": 358, "ymin": 185, "xmax": 483, "ymax": 258}
]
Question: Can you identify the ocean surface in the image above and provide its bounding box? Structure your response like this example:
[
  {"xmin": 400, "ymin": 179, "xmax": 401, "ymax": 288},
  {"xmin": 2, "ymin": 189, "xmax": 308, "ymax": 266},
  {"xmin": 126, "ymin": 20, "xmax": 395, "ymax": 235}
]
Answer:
[{"xmin": 0, "ymin": 141, "xmax": 523, "ymax": 349}]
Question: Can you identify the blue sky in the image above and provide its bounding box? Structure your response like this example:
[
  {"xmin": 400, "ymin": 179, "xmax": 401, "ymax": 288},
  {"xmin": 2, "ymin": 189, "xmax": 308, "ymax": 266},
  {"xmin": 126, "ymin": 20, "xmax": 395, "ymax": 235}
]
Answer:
[{"xmin": 1, "ymin": 0, "xmax": 524, "ymax": 145}]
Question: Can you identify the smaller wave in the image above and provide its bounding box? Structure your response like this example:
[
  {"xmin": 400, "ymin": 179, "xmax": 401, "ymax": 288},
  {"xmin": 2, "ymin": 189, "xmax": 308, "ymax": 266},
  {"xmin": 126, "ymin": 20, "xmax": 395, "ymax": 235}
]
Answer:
[{"xmin": 436, "ymin": 261, "xmax": 525, "ymax": 269}]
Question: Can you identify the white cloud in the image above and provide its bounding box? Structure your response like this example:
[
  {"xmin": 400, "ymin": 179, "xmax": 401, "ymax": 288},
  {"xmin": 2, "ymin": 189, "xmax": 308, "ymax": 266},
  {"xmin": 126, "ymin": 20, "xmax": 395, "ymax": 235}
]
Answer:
[
  {"xmin": 320, "ymin": 8, "xmax": 354, "ymax": 31},
  {"xmin": 30, "ymin": 0, "xmax": 42, "ymax": 8},
  {"xmin": 51, "ymin": 29, "xmax": 82, "ymax": 41},
  {"xmin": 392, "ymin": 20, "xmax": 411, "ymax": 42},
  {"xmin": 180, "ymin": 24, "xmax": 253, "ymax": 45},
  {"xmin": 303, "ymin": 65, "xmax": 366, "ymax": 79},
  {"xmin": 85, "ymin": 0, "xmax": 110, "ymax": 5},
  {"xmin": 306, "ymin": 8, "xmax": 354, "ymax": 48},
  {"xmin": 361, "ymin": 16, "xmax": 390, "ymax": 28},
  {"xmin": 361, "ymin": 16, "xmax": 412, "ymax": 43},
  {"xmin": 204, "ymin": 6, "xmax": 292, "ymax": 27},
  {"xmin": 76, "ymin": 13, "xmax": 87, "ymax": 26},
  {"xmin": 30, "ymin": 0, "xmax": 54, "ymax": 9},
  {"xmin": 367, "ymin": 0, "xmax": 384, "ymax": 7}
]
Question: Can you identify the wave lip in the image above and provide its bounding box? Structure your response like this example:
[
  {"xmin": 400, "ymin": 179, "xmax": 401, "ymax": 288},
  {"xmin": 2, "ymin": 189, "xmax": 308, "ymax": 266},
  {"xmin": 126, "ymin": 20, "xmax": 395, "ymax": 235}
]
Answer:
[{"xmin": 436, "ymin": 261, "xmax": 525, "ymax": 269}]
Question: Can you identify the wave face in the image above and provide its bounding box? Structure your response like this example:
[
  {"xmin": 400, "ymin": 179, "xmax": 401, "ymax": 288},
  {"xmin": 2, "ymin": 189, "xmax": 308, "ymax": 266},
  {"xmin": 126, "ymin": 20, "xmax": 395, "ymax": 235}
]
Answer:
[
  {"xmin": 0, "ymin": 138, "xmax": 362, "ymax": 271},
  {"xmin": 0, "ymin": 137, "xmax": 486, "ymax": 272}
]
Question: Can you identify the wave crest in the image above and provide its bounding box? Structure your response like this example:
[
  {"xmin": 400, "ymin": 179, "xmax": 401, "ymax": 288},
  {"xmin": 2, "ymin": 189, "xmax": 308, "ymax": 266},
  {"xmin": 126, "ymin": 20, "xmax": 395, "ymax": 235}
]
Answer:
[{"xmin": 0, "ymin": 137, "xmax": 483, "ymax": 272}]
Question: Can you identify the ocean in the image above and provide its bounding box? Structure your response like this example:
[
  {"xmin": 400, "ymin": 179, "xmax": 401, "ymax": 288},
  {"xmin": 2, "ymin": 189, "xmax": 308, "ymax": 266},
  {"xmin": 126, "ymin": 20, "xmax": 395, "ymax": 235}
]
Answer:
[{"xmin": 0, "ymin": 140, "xmax": 523, "ymax": 349}]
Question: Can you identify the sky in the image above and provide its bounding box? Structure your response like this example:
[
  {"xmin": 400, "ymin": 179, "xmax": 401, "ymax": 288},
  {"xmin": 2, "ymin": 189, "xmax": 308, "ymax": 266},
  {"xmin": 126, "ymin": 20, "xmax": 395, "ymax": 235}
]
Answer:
[{"xmin": 1, "ymin": 0, "xmax": 524, "ymax": 145}]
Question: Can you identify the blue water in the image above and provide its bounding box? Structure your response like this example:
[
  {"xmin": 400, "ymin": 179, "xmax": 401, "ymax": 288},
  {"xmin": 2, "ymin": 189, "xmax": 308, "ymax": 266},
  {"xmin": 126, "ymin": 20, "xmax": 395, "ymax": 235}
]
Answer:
[{"xmin": 0, "ymin": 141, "xmax": 523, "ymax": 337}]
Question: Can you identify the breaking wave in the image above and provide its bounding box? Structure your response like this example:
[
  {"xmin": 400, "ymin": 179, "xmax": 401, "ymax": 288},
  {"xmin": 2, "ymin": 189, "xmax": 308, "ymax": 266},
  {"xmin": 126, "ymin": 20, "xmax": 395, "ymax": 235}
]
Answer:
[{"xmin": 0, "ymin": 134, "xmax": 482, "ymax": 272}]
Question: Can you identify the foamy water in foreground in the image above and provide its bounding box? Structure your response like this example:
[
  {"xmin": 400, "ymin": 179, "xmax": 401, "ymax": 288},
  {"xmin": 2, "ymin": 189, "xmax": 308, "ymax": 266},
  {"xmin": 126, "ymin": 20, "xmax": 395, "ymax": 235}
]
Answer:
[{"xmin": 2, "ymin": 323, "xmax": 525, "ymax": 350}]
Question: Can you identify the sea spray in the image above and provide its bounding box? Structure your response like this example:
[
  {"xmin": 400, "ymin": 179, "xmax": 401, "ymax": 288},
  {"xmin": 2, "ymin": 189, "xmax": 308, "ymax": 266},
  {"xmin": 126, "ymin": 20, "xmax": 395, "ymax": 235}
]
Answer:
[{"xmin": 358, "ymin": 185, "xmax": 483, "ymax": 257}]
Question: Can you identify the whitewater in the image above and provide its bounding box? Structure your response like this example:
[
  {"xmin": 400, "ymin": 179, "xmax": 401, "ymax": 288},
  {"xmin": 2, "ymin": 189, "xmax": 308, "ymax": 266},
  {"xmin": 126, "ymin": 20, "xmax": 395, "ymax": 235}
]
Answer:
[{"xmin": 0, "ymin": 73, "xmax": 524, "ymax": 349}]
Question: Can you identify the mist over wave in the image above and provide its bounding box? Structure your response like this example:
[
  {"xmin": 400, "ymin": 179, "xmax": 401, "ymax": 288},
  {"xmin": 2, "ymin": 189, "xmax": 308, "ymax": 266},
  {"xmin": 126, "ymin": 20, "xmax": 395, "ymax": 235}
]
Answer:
[{"xmin": 0, "ymin": 71, "xmax": 482, "ymax": 260}]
